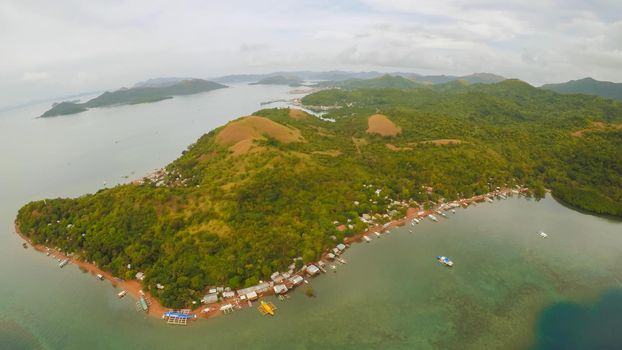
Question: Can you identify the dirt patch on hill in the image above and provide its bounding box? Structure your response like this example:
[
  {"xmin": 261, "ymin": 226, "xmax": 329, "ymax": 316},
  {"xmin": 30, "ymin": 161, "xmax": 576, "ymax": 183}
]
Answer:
[
  {"xmin": 420, "ymin": 139, "xmax": 463, "ymax": 145},
  {"xmin": 385, "ymin": 144, "xmax": 413, "ymax": 151},
  {"xmin": 216, "ymin": 116, "xmax": 304, "ymax": 155},
  {"xmin": 288, "ymin": 108, "xmax": 310, "ymax": 120},
  {"xmin": 352, "ymin": 137, "xmax": 368, "ymax": 154},
  {"xmin": 366, "ymin": 114, "xmax": 401, "ymax": 137},
  {"xmin": 312, "ymin": 150, "xmax": 342, "ymax": 157},
  {"xmin": 572, "ymin": 122, "xmax": 622, "ymax": 137}
]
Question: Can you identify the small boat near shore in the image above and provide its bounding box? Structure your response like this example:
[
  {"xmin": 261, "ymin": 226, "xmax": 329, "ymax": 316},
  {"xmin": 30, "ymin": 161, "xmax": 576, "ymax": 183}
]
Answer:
[
  {"xmin": 374, "ymin": 232, "xmax": 381, "ymax": 237},
  {"xmin": 436, "ymin": 256, "xmax": 454, "ymax": 267},
  {"xmin": 428, "ymin": 214, "xmax": 438, "ymax": 222},
  {"xmin": 96, "ymin": 274, "xmax": 104, "ymax": 280},
  {"xmin": 58, "ymin": 259, "xmax": 69, "ymax": 268},
  {"xmin": 363, "ymin": 236, "xmax": 371, "ymax": 243},
  {"xmin": 118, "ymin": 290, "xmax": 127, "ymax": 298},
  {"xmin": 22, "ymin": 242, "xmax": 28, "ymax": 248}
]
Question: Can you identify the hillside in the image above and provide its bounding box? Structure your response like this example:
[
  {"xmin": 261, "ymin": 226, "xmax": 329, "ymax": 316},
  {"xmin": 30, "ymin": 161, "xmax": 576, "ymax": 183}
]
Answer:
[
  {"xmin": 17, "ymin": 81, "xmax": 622, "ymax": 308},
  {"xmin": 541, "ymin": 77, "xmax": 622, "ymax": 102},
  {"xmin": 249, "ymin": 75, "xmax": 304, "ymax": 87},
  {"xmin": 314, "ymin": 75, "xmax": 420, "ymax": 89},
  {"xmin": 40, "ymin": 79, "xmax": 227, "ymax": 117}
]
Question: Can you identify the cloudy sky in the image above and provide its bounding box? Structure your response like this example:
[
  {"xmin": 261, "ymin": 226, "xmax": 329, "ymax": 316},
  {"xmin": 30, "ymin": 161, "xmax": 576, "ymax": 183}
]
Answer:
[{"xmin": 2, "ymin": 0, "xmax": 621, "ymax": 107}]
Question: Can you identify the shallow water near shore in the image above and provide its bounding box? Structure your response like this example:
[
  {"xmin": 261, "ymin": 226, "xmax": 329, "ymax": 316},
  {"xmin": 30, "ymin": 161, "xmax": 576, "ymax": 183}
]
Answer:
[{"xmin": 1, "ymin": 85, "xmax": 622, "ymax": 349}]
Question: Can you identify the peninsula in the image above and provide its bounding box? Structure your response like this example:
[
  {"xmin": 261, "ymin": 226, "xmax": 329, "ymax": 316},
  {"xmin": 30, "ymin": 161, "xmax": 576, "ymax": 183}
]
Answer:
[
  {"xmin": 40, "ymin": 79, "xmax": 227, "ymax": 117},
  {"xmin": 17, "ymin": 79, "xmax": 622, "ymax": 311}
]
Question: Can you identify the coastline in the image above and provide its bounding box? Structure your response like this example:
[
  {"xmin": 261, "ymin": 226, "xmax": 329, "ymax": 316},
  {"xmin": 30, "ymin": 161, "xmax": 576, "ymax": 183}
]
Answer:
[{"xmin": 14, "ymin": 186, "xmax": 526, "ymax": 323}]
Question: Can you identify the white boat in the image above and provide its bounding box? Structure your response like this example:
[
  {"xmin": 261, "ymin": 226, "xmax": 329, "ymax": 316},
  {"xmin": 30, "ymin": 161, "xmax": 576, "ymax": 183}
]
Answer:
[
  {"xmin": 117, "ymin": 290, "xmax": 127, "ymax": 298},
  {"xmin": 451, "ymin": 209, "xmax": 456, "ymax": 214},
  {"xmin": 538, "ymin": 231, "xmax": 548, "ymax": 238},
  {"xmin": 486, "ymin": 197, "xmax": 494, "ymax": 203},
  {"xmin": 374, "ymin": 232, "xmax": 381, "ymax": 237},
  {"xmin": 96, "ymin": 274, "xmax": 104, "ymax": 280},
  {"xmin": 58, "ymin": 259, "xmax": 69, "ymax": 268},
  {"xmin": 363, "ymin": 236, "xmax": 371, "ymax": 243},
  {"xmin": 428, "ymin": 214, "xmax": 438, "ymax": 222},
  {"xmin": 412, "ymin": 218, "xmax": 420, "ymax": 225},
  {"xmin": 436, "ymin": 256, "xmax": 454, "ymax": 267}
]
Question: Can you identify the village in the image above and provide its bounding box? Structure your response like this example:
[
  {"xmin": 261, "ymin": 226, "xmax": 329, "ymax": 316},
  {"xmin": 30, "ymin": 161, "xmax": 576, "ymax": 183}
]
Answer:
[{"xmin": 19, "ymin": 183, "xmax": 528, "ymax": 326}]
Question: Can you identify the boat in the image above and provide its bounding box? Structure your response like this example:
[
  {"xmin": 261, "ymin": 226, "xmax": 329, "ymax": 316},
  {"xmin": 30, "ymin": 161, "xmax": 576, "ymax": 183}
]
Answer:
[
  {"xmin": 486, "ymin": 197, "xmax": 494, "ymax": 203},
  {"xmin": 436, "ymin": 256, "xmax": 454, "ymax": 267},
  {"xmin": 428, "ymin": 214, "xmax": 438, "ymax": 222},
  {"xmin": 58, "ymin": 259, "xmax": 69, "ymax": 268},
  {"xmin": 257, "ymin": 300, "xmax": 277, "ymax": 316},
  {"xmin": 337, "ymin": 257, "xmax": 347, "ymax": 264},
  {"xmin": 22, "ymin": 242, "xmax": 28, "ymax": 248},
  {"xmin": 538, "ymin": 231, "xmax": 548, "ymax": 238},
  {"xmin": 45, "ymin": 252, "xmax": 50, "ymax": 256},
  {"xmin": 374, "ymin": 232, "xmax": 381, "ymax": 237},
  {"xmin": 363, "ymin": 236, "xmax": 371, "ymax": 243},
  {"xmin": 451, "ymin": 209, "xmax": 456, "ymax": 214},
  {"xmin": 117, "ymin": 290, "xmax": 127, "ymax": 298},
  {"xmin": 96, "ymin": 274, "xmax": 104, "ymax": 280}
]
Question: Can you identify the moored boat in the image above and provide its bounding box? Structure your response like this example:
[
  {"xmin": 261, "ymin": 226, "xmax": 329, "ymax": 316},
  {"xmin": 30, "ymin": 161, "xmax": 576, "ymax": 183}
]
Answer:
[
  {"xmin": 58, "ymin": 259, "xmax": 69, "ymax": 268},
  {"xmin": 428, "ymin": 214, "xmax": 438, "ymax": 222},
  {"xmin": 363, "ymin": 236, "xmax": 371, "ymax": 243},
  {"xmin": 435, "ymin": 256, "xmax": 453, "ymax": 267},
  {"xmin": 118, "ymin": 290, "xmax": 127, "ymax": 298}
]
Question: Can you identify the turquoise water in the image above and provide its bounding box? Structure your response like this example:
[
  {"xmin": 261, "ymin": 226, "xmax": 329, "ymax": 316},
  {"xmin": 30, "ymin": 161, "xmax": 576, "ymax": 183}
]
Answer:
[{"xmin": 1, "ymin": 86, "xmax": 621, "ymax": 349}]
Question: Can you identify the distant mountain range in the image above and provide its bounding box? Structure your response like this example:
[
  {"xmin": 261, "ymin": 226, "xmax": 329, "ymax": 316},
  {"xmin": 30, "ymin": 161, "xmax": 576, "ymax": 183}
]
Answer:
[
  {"xmin": 213, "ymin": 71, "xmax": 506, "ymax": 86},
  {"xmin": 40, "ymin": 79, "xmax": 227, "ymax": 117},
  {"xmin": 540, "ymin": 78, "xmax": 622, "ymax": 102}
]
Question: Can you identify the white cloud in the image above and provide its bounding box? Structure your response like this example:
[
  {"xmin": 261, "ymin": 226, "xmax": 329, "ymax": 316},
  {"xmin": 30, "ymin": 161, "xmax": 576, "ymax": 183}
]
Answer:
[
  {"xmin": 21, "ymin": 71, "xmax": 48, "ymax": 81},
  {"xmin": 1, "ymin": 0, "xmax": 622, "ymax": 107}
]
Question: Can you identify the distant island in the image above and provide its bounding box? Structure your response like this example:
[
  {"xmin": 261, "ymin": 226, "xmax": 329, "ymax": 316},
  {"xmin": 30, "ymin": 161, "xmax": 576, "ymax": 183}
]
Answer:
[
  {"xmin": 541, "ymin": 77, "xmax": 622, "ymax": 102},
  {"xmin": 17, "ymin": 77, "xmax": 622, "ymax": 309},
  {"xmin": 249, "ymin": 75, "xmax": 305, "ymax": 87},
  {"xmin": 40, "ymin": 79, "xmax": 227, "ymax": 117}
]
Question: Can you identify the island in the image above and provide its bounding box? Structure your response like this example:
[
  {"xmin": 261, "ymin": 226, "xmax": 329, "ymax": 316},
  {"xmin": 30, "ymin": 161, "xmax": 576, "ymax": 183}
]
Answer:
[
  {"xmin": 40, "ymin": 79, "xmax": 227, "ymax": 117},
  {"xmin": 249, "ymin": 75, "xmax": 304, "ymax": 87},
  {"xmin": 541, "ymin": 77, "xmax": 622, "ymax": 102},
  {"xmin": 17, "ymin": 78, "xmax": 622, "ymax": 311}
]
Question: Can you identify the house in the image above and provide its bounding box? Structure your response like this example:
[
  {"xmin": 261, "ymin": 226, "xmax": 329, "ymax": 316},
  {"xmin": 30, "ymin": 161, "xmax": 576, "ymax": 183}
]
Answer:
[
  {"xmin": 246, "ymin": 291, "xmax": 258, "ymax": 301},
  {"xmin": 289, "ymin": 275, "xmax": 304, "ymax": 285},
  {"xmin": 270, "ymin": 272, "xmax": 284, "ymax": 283},
  {"xmin": 135, "ymin": 272, "xmax": 145, "ymax": 281},
  {"xmin": 273, "ymin": 284, "xmax": 288, "ymax": 294},
  {"xmin": 306, "ymin": 264, "xmax": 320, "ymax": 276},
  {"xmin": 222, "ymin": 291, "xmax": 235, "ymax": 299},
  {"xmin": 201, "ymin": 293, "xmax": 219, "ymax": 304}
]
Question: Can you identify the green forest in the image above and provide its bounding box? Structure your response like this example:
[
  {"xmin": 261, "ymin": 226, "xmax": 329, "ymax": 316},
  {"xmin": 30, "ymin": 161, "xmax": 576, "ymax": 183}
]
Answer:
[{"xmin": 17, "ymin": 79, "xmax": 622, "ymax": 307}]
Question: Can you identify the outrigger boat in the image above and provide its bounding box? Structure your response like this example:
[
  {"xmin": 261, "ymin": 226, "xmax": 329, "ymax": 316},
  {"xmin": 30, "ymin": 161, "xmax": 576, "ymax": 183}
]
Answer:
[
  {"xmin": 436, "ymin": 256, "xmax": 454, "ymax": 267},
  {"xmin": 258, "ymin": 300, "xmax": 277, "ymax": 316}
]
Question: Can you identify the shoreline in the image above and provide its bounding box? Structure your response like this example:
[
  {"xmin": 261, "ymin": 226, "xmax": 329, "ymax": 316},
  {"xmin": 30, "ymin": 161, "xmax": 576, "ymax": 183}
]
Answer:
[{"xmin": 14, "ymin": 186, "xmax": 526, "ymax": 324}]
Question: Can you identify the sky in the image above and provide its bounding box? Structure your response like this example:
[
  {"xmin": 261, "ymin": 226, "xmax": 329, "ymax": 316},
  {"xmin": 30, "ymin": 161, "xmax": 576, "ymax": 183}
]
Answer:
[{"xmin": 1, "ymin": 0, "xmax": 621, "ymax": 108}]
